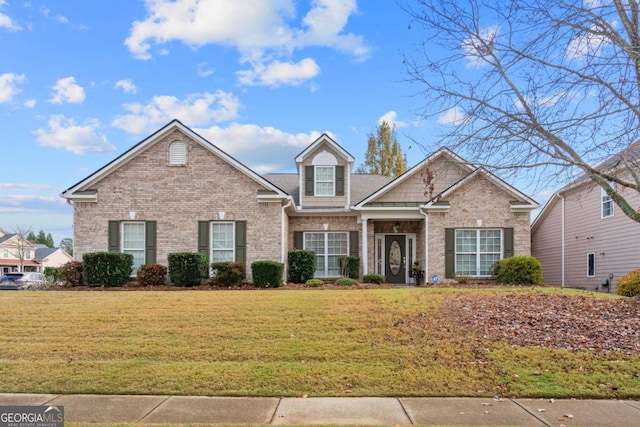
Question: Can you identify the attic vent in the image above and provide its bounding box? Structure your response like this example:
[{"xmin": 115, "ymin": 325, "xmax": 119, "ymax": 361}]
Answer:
[{"xmin": 169, "ymin": 141, "xmax": 187, "ymax": 165}]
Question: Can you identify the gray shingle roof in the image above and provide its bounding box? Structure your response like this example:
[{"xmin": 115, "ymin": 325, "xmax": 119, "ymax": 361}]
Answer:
[{"xmin": 262, "ymin": 173, "xmax": 393, "ymax": 206}]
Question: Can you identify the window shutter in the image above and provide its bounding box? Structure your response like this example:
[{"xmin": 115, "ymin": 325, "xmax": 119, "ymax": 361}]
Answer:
[
  {"xmin": 445, "ymin": 228, "xmax": 455, "ymax": 278},
  {"xmin": 305, "ymin": 166, "xmax": 314, "ymax": 196},
  {"xmin": 108, "ymin": 221, "xmax": 120, "ymax": 252},
  {"xmin": 335, "ymin": 166, "xmax": 345, "ymax": 196},
  {"xmin": 235, "ymin": 221, "xmax": 246, "ymax": 270},
  {"xmin": 503, "ymin": 228, "xmax": 514, "ymax": 258},
  {"xmin": 198, "ymin": 221, "xmax": 209, "ymax": 262},
  {"xmin": 349, "ymin": 231, "xmax": 359, "ymax": 257},
  {"xmin": 294, "ymin": 231, "xmax": 303, "ymax": 249},
  {"xmin": 145, "ymin": 221, "xmax": 157, "ymax": 264}
]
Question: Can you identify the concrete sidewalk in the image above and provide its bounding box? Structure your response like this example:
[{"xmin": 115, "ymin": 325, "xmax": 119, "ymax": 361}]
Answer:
[{"xmin": 1, "ymin": 393, "xmax": 639, "ymax": 426}]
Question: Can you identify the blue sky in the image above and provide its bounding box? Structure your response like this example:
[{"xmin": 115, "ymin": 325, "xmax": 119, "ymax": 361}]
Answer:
[{"xmin": 0, "ymin": 0, "xmax": 543, "ymax": 246}]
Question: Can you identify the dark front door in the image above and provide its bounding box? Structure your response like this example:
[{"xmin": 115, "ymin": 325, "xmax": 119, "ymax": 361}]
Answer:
[{"xmin": 385, "ymin": 235, "xmax": 406, "ymax": 284}]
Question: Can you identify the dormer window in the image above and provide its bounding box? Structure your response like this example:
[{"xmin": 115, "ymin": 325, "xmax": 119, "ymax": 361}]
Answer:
[
  {"xmin": 315, "ymin": 166, "xmax": 335, "ymax": 196},
  {"xmin": 169, "ymin": 141, "xmax": 187, "ymax": 165},
  {"xmin": 305, "ymin": 151, "xmax": 345, "ymax": 197}
]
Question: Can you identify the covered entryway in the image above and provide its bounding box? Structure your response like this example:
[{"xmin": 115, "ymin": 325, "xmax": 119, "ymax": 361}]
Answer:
[{"xmin": 385, "ymin": 234, "xmax": 406, "ymax": 283}]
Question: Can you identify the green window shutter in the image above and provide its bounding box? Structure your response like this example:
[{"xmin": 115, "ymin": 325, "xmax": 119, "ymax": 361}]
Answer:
[
  {"xmin": 305, "ymin": 166, "xmax": 314, "ymax": 196},
  {"xmin": 335, "ymin": 166, "xmax": 345, "ymax": 196},
  {"xmin": 145, "ymin": 221, "xmax": 157, "ymax": 264},
  {"xmin": 235, "ymin": 221, "xmax": 247, "ymax": 270},
  {"xmin": 294, "ymin": 231, "xmax": 303, "ymax": 249},
  {"xmin": 503, "ymin": 228, "xmax": 514, "ymax": 258},
  {"xmin": 108, "ymin": 221, "xmax": 120, "ymax": 252},
  {"xmin": 349, "ymin": 231, "xmax": 359, "ymax": 257},
  {"xmin": 445, "ymin": 228, "xmax": 455, "ymax": 279},
  {"xmin": 198, "ymin": 221, "xmax": 210, "ymax": 261}
]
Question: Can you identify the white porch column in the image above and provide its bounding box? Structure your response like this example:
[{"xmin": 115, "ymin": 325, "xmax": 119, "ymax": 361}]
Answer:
[
  {"xmin": 420, "ymin": 209, "xmax": 429, "ymax": 283},
  {"xmin": 361, "ymin": 217, "xmax": 368, "ymax": 275}
]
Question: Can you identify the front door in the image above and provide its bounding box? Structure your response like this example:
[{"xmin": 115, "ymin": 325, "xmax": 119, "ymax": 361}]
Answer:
[{"xmin": 385, "ymin": 235, "xmax": 406, "ymax": 284}]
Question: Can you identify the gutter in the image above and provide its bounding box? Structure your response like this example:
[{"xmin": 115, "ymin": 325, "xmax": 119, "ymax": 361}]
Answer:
[
  {"xmin": 281, "ymin": 197, "xmax": 294, "ymax": 283},
  {"xmin": 560, "ymin": 194, "xmax": 565, "ymax": 288}
]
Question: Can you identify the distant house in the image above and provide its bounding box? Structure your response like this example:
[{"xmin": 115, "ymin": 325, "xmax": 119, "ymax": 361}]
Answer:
[
  {"xmin": 33, "ymin": 244, "xmax": 73, "ymax": 270},
  {"xmin": 0, "ymin": 230, "xmax": 40, "ymax": 273},
  {"xmin": 61, "ymin": 120, "xmax": 538, "ymax": 283},
  {"xmin": 532, "ymin": 144, "xmax": 640, "ymax": 292}
]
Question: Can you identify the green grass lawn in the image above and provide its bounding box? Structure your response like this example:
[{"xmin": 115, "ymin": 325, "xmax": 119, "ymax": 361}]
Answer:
[{"xmin": 0, "ymin": 287, "xmax": 637, "ymax": 398}]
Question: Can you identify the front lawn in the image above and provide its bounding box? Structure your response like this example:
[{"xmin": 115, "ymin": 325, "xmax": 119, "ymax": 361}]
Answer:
[{"xmin": 0, "ymin": 287, "xmax": 638, "ymax": 398}]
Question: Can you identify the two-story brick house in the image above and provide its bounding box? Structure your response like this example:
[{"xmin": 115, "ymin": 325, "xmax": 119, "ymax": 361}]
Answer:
[{"xmin": 62, "ymin": 120, "xmax": 538, "ymax": 283}]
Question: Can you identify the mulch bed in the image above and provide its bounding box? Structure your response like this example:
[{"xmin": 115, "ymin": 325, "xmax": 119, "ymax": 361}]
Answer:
[{"xmin": 442, "ymin": 293, "xmax": 640, "ymax": 354}]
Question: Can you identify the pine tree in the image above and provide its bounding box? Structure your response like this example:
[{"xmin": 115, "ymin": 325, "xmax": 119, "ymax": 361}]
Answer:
[{"xmin": 356, "ymin": 121, "xmax": 406, "ymax": 177}]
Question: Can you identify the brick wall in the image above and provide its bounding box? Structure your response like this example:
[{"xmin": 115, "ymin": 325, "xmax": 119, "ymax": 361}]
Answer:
[{"xmin": 72, "ymin": 129, "xmax": 283, "ymax": 279}]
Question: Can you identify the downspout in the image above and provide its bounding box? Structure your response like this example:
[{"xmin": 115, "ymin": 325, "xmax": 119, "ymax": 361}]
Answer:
[
  {"xmin": 559, "ymin": 194, "xmax": 565, "ymax": 288},
  {"xmin": 420, "ymin": 208, "xmax": 429, "ymax": 284},
  {"xmin": 281, "ymin": 197, "xmax": 294, "ymax": 283}
]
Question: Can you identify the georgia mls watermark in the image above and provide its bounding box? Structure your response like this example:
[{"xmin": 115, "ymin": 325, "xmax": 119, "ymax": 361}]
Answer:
[{"xmin": 0, "ymin": 406, "xmax": 64, "ymax": 427}]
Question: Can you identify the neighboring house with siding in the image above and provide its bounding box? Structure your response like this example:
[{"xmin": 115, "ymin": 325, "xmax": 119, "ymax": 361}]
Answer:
[
  {"xmin": 34, "ymin": 245, "xmax": 73, "ymax": 270},
  {"xmin": 531, "ymin": 145, "xmax": 640, "ymax": 292},
  {"xmin": 0, "ymin": 230, "xmax": 40, "ymax": 273},
  {"xmin": 61, "ymin": 120, "xmax": 538, "ymax": 283}
]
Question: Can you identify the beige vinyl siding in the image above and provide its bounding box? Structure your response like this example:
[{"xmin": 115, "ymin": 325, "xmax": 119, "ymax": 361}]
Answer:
[
  {"xmin": 533, "ymin": 179, "xmax": 640, "ymax": 291},
  {"xmin": 300, "ymin": 143, "xmax": 349, "ymax": 208},
  {"xmin": 531, "ymin": 196, "xmax": 563, "ymax": 286},
  {"xmin": 375, "ymin": 155, "xmax": 469, "ymax": 203}
]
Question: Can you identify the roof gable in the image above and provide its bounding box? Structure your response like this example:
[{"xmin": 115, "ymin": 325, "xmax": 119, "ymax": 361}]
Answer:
[
  {"xmin": 62, "ymin": 120, "xmax": 288, "ymax": 200},
  {"xmin": 355, "ymin": 147, "xmax": 475, "ymax": 206},
  {"xmin": 295, "ymin": 133, "xmax": 355, "ymax": 164}
]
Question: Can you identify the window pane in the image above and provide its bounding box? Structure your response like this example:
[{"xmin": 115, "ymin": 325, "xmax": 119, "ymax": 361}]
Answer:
[
  {"xmin": 480, "ymin": 254, "xmax": 500, "ymax": 276},
  {"xmin": 304, "ymin": 232, "xmax": 348, "ymax": 277},
  {"xmin": 480, "ymin": 230, "xmax": 501, "ymax": 253},
  {"xmin": 456, "ymin": 254, "xmax": 476, "ymax": 276},
  {"xmin": 124, "ymin": 250, "xmax": 145, "ymax": 272},
  {"xmin": 327, "ymin": 255, "xmax": 341, "ymax": 276},
  {"xmin": 455, "ymin": 230, "xmax": 476, "ymax": 253},
  {"xmin": 315, "ymin": 166, "xmax": 334, "ymax": 196},
  {"xmin": 123, "ymin": 222, "xmax": 145, "ymax": 273},
  {"xmin": 211, "ymin": 222, "xmax": 234, "ymax": 263}
]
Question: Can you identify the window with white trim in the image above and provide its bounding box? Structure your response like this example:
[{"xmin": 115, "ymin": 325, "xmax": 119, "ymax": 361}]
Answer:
[
  {"xmin": 122, "ymin": 222, "xmax": 145, "ymax": 273},
  {"xmin": 315, "ymin": 166, "xmax": 335, "ymax": 196},
  {"xmin": 587, "ymin": 253, "xmax": 595, "ymax": 277},
  {"xmin": 601, "ymin": 188, "xmax": 613, "ymax": 218},
  {"xmin": 304, "ymin": 232, "xmax": 348, "ymax": 277},
  {"xmin": 25, "ymin": 249, "xmax": 31, "ymax": 259},
  {"xmin": 455, "ymin": 229, "xmax": 502, "ymax": 276},
  {"xmin": 3, "ymin": 249, "xmax": 9, "ymax": 258},
  {"xmin": 211, "ymin": 222, "xmax": 235, "ymax": 263},
  {"xmin": 169, "ymin": 141, "xmax": 187, "ymax": 165}
]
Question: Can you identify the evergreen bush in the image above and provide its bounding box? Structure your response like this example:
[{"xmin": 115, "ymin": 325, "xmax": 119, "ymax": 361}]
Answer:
[
  {"xmin": 82, "ymin": 252, "xmax": 133, "ymax": 287},
  {"xmin": 137, "ymin": 263, "xmax": 167, "ymax": 287},
  {"xmin": 492, "ymin": 256, "xmax": 543, "ymax": 285},
  {"xmin": 251, "ymin": 260, "xmax": 284, "ymax": 288},
  {"xmin": 362, "ymin": 273, "xmax": 385, "ymax": 284},
  {"xmin": 211, "ymin": 262, "xmax": 245, "ymax": 286},
  {"xmin": 336, "ymin": 277, "xmax": 357, "ymax": 286},
  {"xmin": 168, "ymin": 252, "xmax": 204, "ymax": 287},
  {"xmin": 305, "ymin": 278, "xmax": 323, "ymax": 287},
  {"xmin": 287, "ymin": 249, "xmax": 316, "ymax": 283}
]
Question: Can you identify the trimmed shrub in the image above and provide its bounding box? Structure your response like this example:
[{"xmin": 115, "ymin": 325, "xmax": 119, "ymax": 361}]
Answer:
[
  {"xmin": 82, "ymin": 252, "xmax": 133, "ymax": 287},
  {"xmin": 617, "ymin": 269, "xmax": 640, "ymax": 297},
  {"xmin": 59, "ymin": 261, "xmax": 83, "ymax": 287},
  {"xmin": 43, "ymin": 266, "xmax": 61, "ymax": 284},
  {"xmin": 339, "ymin": 256, "xmax": 360, "ymax": 279},
  {"xmin": 305, "ymin": 278, "xmax": 323, "ymax": 287},
  {"xmin": 168, "ymin": 252, "xmax": 204, "ymax": 287},
  {"xmin": 137, "ymin": 263, "xmax": 167, "ymax": 287},
  {"xmin": 251, "ymin": 261, "xmax": 284, "ymax": 288},
  {"xmin": 288, "ymin": 250, "xmax": 316, "ymax": 283},
  {"xmin": 493, "ymin": 256, "xmax": 543, "ymax": 285},
  {"xmin": 199, "ymin": 253, "xmax": 210, "ymax": 279},
  {"xmin": 211, "ymin": 262, "xmax": 245, "ymax": 286},
  {"xmin": 362, "ymin": 273, "xmax": 385, "ymax": 284},
  {"xmin": 336, "ymin": 277, "xmax": 357, "ymax": 286}
]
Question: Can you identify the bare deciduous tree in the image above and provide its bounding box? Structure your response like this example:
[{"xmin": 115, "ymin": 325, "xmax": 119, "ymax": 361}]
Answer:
[
  {"xmin": 10, "ymin": 225, "xmax": 33, "ymax": 272},
  {"xmin": 400, "ymin": 0, "xmax": 640, "ymax": 221}
]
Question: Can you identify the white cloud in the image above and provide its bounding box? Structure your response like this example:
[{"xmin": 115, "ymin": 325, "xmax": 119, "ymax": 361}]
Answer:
[
  {"xmin": 438, "ymin": 106, "xmax": 468, "ymax": 126},
  {"xmin": 197, "ymin": 62, "xmax": 214, "ymax": 77},
  {"xmin": 237, "ymin": 57, "xmax": 320, "ymax": 86},
  {"xmin": 49, "ymin": 77, "xmax": 86, "ymax": 104},
  {"xmin": 195, "ymin": 123, "xmax": 323, "ymax": 173},
  {"xmin": 378, "ymin": 111, "xmax": 407, "ymax": 128},
  {"xmin": 24, "ymin": 99, "xmax": 36, "ymax": 108},
  {"xmin": 112, "ymin": 91, "xmax": 241, "ymax": 134},
  {"xmin": 0, "ymin": 73, "xmax": 25, "ymax": 103},
  {"xmin": 462, "ymin": 25, "xmax": 498, "ymax": 68},
  {"xmin": 0, "ymin": 0, "xmax": 21, "ymax": 31},
  {"xmin": 40, "ymin": 6, "xmax": 68, "ymax": 24},
  {"xmin": 34, "ymin": 115, "xmax": 116, "ymax": 155},
  {"xmin": 115, "ymin": 78, "xmax": 137, "ymax": 94},
  {"xmin": 565, "ymin": 23, "xmax": 612, "ymax": 60},
  {"xmin": 124, "ymin": 0, "xmax": 369, "ymax": 87}
]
